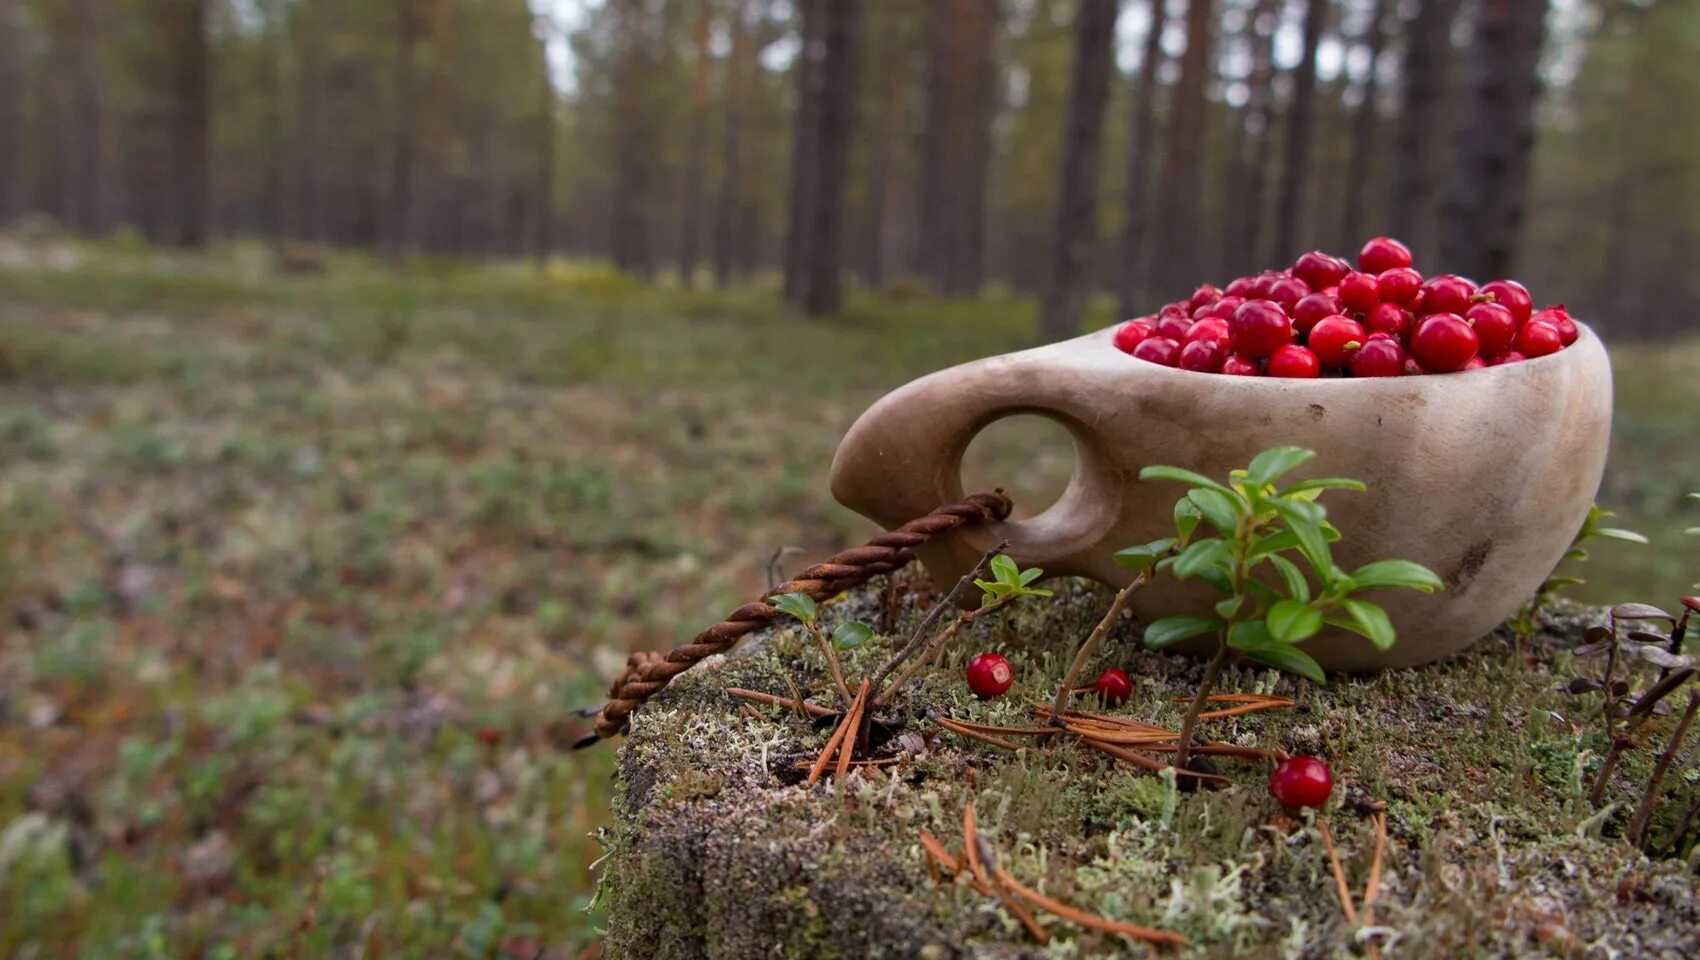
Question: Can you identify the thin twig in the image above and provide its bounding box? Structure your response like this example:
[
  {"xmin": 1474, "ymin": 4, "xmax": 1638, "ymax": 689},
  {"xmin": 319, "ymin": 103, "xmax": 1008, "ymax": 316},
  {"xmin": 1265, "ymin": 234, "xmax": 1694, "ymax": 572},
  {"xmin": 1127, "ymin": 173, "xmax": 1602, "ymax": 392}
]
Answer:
[
  {"xmin": 1362, "ymin": 812, "xmax": 1388, "ymax": 926},
  {"xmin": 1175, "ymin": 643, "xmax": 1234, "ymax": 770},
  {"xmin": 869, "ymin": 541, "xmax": 1008, "ymax": 702},
  {"xmin": 934, "ymin": 716, "xmax": 1027, "ymax": 751},
  {"xmin": 1049, "ymin": 574, "xmax": 1147, "ymax": 724},
  {"xmin": 782, "ymin": 676, "xmax": 811, "ymax": 721},
  {"xmin": 835, "ymin": 679, "xmax": 872, "ymax": 782},
  {"xmin": 1628, "ymin": 690, "xmax": 1699, "ymax": 846},
  {"xmin": 804, "ymin": 623, "xmax": 855, "ymax": 708},
  {"xmin": 1080, "ymin": 736, "xmax": 1230, "ymax": 782},
  {"xmin": 917, "ymin": 829, "xmax": 961, "ymax": 875},
  {"xmin": 992, "ymin": 873, "xmax": 1052, "ymax": 944},
  {"xmin": 993, "ymin": 867, "xmax": 1187, "ymax": 946},
  {"xmin": 1318, "ymin": 819, "xmax": 1360, "ymax": 925},
  {"xmin": 725, "ymin": 687, "xmax": 835, "ymax": 719},
  {"xmin": 963, "ymin": 801, "xmax": 986, "ymax": 885},
  {"xmin": 806, "ymin": 696, "xmax": 858, "ymax": 786}
]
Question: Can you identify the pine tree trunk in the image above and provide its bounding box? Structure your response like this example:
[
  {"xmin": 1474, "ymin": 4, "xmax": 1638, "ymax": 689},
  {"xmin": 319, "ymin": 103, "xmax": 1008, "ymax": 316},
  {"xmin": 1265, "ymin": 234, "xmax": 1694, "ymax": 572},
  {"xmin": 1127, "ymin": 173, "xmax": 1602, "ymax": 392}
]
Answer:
[
  {"xmin": 1440, "ymin": 0, "xmax": 1548, "ymax": 280},
  {"xmin": 676, "ymin": 0, "xmax": 713, "ymax": 286},
  {"xmin": 610, "ymin": 0, "xmax": 656, "ymax": 278},
  {"xmin": 801, "ymin": 0, "xmax": 862, "ymax": 316},
  {"xmin": 169, "ymin": 0, "xmax": 212, "ymax": 247},
  {"xmin": 0, "ymin": 0, "xmax": 21, "ymax": 222},
  {"xmin": 944, "ymin": 0, "xmax": 998, "ymax": 297},
  {"xmin": 70, "ymin": 0, "xmax": 107, "ymax": 235},
  {"xmin": 386, "ymin": 0, "xmax": 420, "ymax": 260},
  {"xmin": 1227, "ymin": 0, "xmax": 1281, "ymax": 278},
  {"xmin": 1389, "ymin": 0, "xmax": 1458, "ymax": 262},
  {"xmin": 713, "ymin": 0, "xmax": 755, "ymax": 288},
  {"xmin": 782, "ymin": 0, "xmax": 824, "ymax": 303},
  {"xmin": 856, "ymin": 3, "xmax": 911, "ymax": 289},
  {"xmin": 532, "ymin": 26, "xmax": 555, "ymax": 274},
  {"xmin": 1038, "ymin": 0, "xmax": 1121, "ymax": 339},
  {"xmin": 1340, "ymin": 0, "xmax": 1390, "ymax": 248},
  {"xmin": 1116, "ymin": 0, "xmax": 1171, "ymax": 318},
  {"xmin": 1153, "ymin": 0, "xmax": 1216, "ymax": 294},
  {"xmin": 1271, "ymin": 0, "xmax": 1327, "ymax": 263}
]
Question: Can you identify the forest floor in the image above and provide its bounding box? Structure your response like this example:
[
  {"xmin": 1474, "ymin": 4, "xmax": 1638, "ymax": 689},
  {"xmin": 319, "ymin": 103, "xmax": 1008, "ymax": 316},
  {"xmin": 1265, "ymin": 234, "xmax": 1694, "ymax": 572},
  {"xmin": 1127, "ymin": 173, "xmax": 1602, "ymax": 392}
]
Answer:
[{"xmin": 0, "ymin": 234, "xmax": 1696, "ymax": 957}]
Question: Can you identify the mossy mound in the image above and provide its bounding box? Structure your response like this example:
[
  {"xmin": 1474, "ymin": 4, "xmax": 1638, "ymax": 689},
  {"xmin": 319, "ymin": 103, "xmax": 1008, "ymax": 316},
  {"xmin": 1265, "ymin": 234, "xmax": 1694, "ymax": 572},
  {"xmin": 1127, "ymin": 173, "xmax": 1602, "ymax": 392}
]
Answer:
[{"xmin": 597, "ymin": 579, "xmax": 1698, "ymax": 959}]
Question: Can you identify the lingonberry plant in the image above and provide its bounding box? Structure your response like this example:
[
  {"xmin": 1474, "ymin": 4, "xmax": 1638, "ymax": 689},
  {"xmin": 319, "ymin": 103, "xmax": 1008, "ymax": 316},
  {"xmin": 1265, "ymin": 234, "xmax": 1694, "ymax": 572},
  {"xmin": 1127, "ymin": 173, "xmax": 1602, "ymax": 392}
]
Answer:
[
  {"xmin": 769, "ymin": 592, "xmax": 873, "ymax": 708},
  {"xmin": 1117, "ymin": 446, "xmax": 1443, "ymax": 768},
  {"xmin": 1508, "ymin": 504, "xmax": 1646, "ymax": 653},
  {"xmin": 1111, "ymin": 236, "xmax": 1579, "ymax": 377}
]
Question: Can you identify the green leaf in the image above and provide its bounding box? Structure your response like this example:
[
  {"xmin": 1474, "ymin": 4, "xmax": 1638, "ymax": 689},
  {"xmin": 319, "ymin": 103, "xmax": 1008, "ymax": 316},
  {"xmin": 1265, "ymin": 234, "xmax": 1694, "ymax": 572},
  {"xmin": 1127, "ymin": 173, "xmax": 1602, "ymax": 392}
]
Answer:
[
  {"xmin": 1173, "ymin": 498, "xmax": 1203, "ymax": 542},
  {"xmin": 769, "ymin": 592, "xmax": 818, "ymax": 625},
  {"xmin": 1593, "ymin": 527, "xmax": 1648, "ymax": 544},
  {"xmin": 1267, "ymin": 553, "xmax": 1311, "ymax": 603},
  {"xmin": 1348, "ymin": 559, "xmax": 1444, "ymax": 594},
  {"xmin": 1215, "ymin": 595, "xmax": 1245, "ymax": 619},
  {"xmin": 1227, "ymin": 618, "xmax": 1277, "ymax": 650},
  {"xmin": 1270, "ymin": 500, "xmax": 1333, "ymax": 576},
  {"xmin": 1246, "ymin": 447, "xmax": 1317, "ymax": 486},
  {"xmin": 1141, "ymin": 464, "xmax": 1239, "ymax": 498},
  {"xmin": 1267, "ymin": 600, "xmax": 1324, "ymax": 645},
  {"xmin": 1279, "ymin": 476, "xmax": 1368, "ymax": 496},
  {"xmin": 1247, "ymin": 645, "xmax": 1326, "ymax": 684},
  {"xmin": 1114, "ymin": 539, "xmax": 1175, "ymax": 571},
  {"xmin": 831, "ymin": 621, "xmax": 874, "ymax": 650},
  {"xmin": 1019, "ymin": 567, "xmax": 1044, "ymax": 585},
  {"xmin": 1172, "ymin": 539, "xmax": 1234, "ymax": 582},
  {"xmin": 1343, "ymin": 598, "xmax": 1396, "ymax": 651},
  {"xmin": 1187, "ymin": 488, "xmax": 1244, "ymax": 536},
  {"xmin": 1686, "ymin": 527, "xmax": 1700, "ymax": 537},
  {"xmin": 1144, "ymin": 615, "xmax": 1224, "ymax": 649},
  {"xmin": 991, "ymin": 554, "xmax": 1021, "ymax": 584}
]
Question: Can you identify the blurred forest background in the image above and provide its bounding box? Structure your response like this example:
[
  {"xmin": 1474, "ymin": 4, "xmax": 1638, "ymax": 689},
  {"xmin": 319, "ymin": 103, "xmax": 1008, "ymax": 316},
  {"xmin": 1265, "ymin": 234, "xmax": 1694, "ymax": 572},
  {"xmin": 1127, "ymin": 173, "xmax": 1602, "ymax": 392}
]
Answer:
[{"xmin": 1, "ymin": 0, "xmax": 1698, "ymax": 957}]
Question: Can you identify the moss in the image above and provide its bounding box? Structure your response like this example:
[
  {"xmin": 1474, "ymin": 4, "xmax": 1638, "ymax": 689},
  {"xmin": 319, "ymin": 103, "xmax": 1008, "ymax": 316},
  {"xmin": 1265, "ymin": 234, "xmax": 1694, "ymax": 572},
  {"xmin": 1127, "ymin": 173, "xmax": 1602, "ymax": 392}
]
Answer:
[{"xmin": 599, "ymin": 581, "xmax": 1698, "ymax": 959}]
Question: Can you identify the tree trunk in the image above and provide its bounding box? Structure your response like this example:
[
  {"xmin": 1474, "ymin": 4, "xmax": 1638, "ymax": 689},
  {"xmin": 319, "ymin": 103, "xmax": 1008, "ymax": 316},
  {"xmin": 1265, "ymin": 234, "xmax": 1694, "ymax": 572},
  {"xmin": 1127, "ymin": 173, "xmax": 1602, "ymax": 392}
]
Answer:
[
  {"xmin": 914, "ymin": 0, "xmax": 1000, "ymax": 296},
  {"xmin": 1037, "ymin": 0, "xmax": 1121, "ymax": 340},
  {"xmin": 782, "ymin": 0, "xmax": 824, "ymax": 302},
  {"xmin": 70, "ymin": 0, "xmax": 107, "ymax": 235},
  {"xmin": 1340, "ymin": 0, "xmax": 1390, "ymax": 248},
  {"xmin": 1271, "ymin": 0, "xmax": 1327, "ymax": 263},
  {"xmin": 0, "ymin": 0, "xmax": 21, "ymax": 222},
  {"xmin": 676, "ymin": 0, "xmax": 714, "ymax": 286},
  {"xmin": 1440, "ymin": 0, "xmax": 1548, "ymax": 280},
  {"xmin": 855, "ymin": 6, "xmax": 906, "ymax": 290},
  {"xmin": 801, "ymin": 0, "xmax": 862, "ymax": 316},
  {"xmin": 387, "ymin": 0, "xmax": 420, "ymax": 260},
  {"xmin": 532, "ymin": 23, "xmax": 555, "ymax": 274},
  {"xmin": 1116, "ymin": 0, "xmax": 1171, "ymax": 318},
  {"xmin": 713, "ymin": 0, "xmax": 755, "ymax": 288},
  {"xmin": 1227, "ymin": 0, "xmax": 1281, "ymax": 278},
  {"xmin": 1153, "ymin": 0, "xmax": 1216, "ymax": 294},
  {"xmin": 1389, "ymin": 0, "xmax": 1458, "ymax": 262},
  {"xmin": 610, "ymin": 0, "xmax": 657, "ymax": 278},
  {"xmin": 168, "ymin": 0, "xmax": 213, "ymax": 247}
]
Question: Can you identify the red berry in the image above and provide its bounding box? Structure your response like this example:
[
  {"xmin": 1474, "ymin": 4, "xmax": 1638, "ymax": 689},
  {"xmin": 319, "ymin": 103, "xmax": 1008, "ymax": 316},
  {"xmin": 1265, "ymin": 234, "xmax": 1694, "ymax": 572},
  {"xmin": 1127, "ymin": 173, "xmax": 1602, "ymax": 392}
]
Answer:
[
  {"xmin": 1478, "ymin": 279, "xmax": 1532, "ymax": 324},
  {"xmin": 1337, "ymin": 272, "xmax": 1380, "ymax": 312},
  {"xmin": 1363, "ymin": 301, "xmax": 1412, "ymax": 339},
  {"xmin": 1248, "ymin": 272, "xmax": 1282, "ymax": 299},
  {"xmin": 1403, "ymin": 356, "xmax": 1430, "ymax": 376},
  {"xmin": 1154, "ymin": 311, "xmax": 1192, "ymax": 341},
  {"xmin": 476, "ymin": 727, "xmax": 503, "ymax": 747},
  {"xmin": 1350, "ymin": 336, "xmax": 1405, "ymax": 377},
  {"xmin": 1131, "ymin": 336, "xmax": 1182, "ymax": 367},
  {"xmin": 1515, "ymin": 320, "xmax": 1563, "ymax": 357},
  {"xmin": 1420, "ymin": 275, "xmax": 1478, "ymax": 315},
  {"xmin": 1229, "ymin": 300, "xmax": 1294, "ymax": 359},
  {"xmin": 1357, "ymin": 236, "xmax": 1413, "ymax": 275},
  {"xmin": 1464, "ymin": 302, "xmax": 1517, "ymax": 357},
  {"xmin": 1292, "ymin": 251, "xmax": 1351, "ymax": 291},
  {"xmin": 1221, "ymin": 354, "xmax": 1263, "ymax": 376},
  {"xmin": 1183, "ymin": 317, "xmax": 1230, "ymax": 344},
  {"xmin": 966, "ymin": 652, "xmax": 1013, "ymax": 698},
  {"xmin": 1266, "ymin": 344, "xmax": 1321, "ymax": 378},
  {"xmin": 1225, "ymin": 275, "xmax": 1259, "ymax": 298},
  {"xmin": 1178, "ymin": 338, "xmax": 1227, "ymax": 373},
  {"xmin": 1269, "ymin": 755, "xmax": 1334, "ymax": 809},
  {"xmin": 1113, "ymin": 319, "xmax": 1155, "ymax": 354},
  {"xmin": 1307, "ymin": 315, "xmax": 1367, "ymax": 369},
  {"xmin": 1292, "ymin": 291, "xmax": 1343, "ymax": 334},
  {"xmin": 1487, "ymin": 350, "xmax": 1528, "ymax": 366},
  {"xmin": 1188, "ymin": 284, "xmax": 1224, "ymax": 310},
  {"xmin": 1410, "ymin": 313, "xmax": 1480, "ymax": 372},
  {"xmin": 1093, "ymin": 667, "xmax": 1133, "ymax": 705},
  {"xmin": 1463, "ymin": 356, "xmax": 1486, "ymax": 370},
  {"xmin": 1376, "ymin": 267, "xmax": 1423, "ymax": 306},
  {"xmin": 1533, "ymin": 305, "xmax": 1577, "ymax": 346},
  {"xmin": 1265, "ymin": 276, "xmax": 1311, "ymax": 311}
]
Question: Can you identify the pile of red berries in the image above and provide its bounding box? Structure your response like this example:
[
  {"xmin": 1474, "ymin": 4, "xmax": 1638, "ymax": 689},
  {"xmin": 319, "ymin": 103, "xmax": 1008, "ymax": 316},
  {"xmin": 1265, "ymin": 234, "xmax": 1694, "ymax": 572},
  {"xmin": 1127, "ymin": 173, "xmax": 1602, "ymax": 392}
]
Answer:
[{"xmin": 1112, "ymin": 237, "xmax": 1578, "ymax": 377}]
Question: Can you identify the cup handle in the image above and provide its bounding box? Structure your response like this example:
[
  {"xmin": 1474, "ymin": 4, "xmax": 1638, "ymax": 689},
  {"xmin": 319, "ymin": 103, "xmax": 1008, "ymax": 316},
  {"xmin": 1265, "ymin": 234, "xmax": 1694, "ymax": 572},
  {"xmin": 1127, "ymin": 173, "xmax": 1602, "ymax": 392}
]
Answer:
[{"xmin": 830, "ymin": 336, "xmax": 1129, "ymax": 585}]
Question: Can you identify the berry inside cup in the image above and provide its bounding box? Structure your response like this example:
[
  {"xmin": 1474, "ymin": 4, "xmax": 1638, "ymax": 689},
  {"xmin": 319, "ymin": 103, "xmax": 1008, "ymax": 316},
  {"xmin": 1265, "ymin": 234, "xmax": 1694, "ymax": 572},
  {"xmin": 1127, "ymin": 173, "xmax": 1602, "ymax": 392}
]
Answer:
[{"xmin": 1112, "ymin": 238, "xmax": 1575, "ymax": 377}]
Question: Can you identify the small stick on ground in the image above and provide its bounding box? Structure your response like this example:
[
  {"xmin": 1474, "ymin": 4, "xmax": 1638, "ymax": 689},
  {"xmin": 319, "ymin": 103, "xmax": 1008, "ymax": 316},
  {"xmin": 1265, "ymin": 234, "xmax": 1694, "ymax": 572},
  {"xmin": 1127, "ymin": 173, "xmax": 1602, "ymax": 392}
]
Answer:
[
  {"xmin": 1048, "ymin": 574, "xmax": 1147, "ymax": 724},
  {"xmin": 870, "ymin": 541, "xmax": 1008, "ymax": 704},
  {"xmin": 1318, "ymin": 819, "xmax": 1360, "ymax": 925},
  {"xmin": 963, "ymin": 801, "xmax": 986, "ymax": 885},
  {"xmin": 782, "ymin": 677, "xmax": 811, "ymax": 720},
  {"xmin": 726, "ymin": 687, "xmax": 836, "ymax": 719},
  {"xmin": 805, "ymin": 688, "xmax": 862, "ymax": 786},
  {"xmin": 1175, "ymin": 643, "xmax": 1234, "ymax": 770},
  {"xmin": 835, "ymin": 679, "xmax": 872, "ymax": 782},
  {"xmin": 934, "ymin": 716, "xmax": 1028, "ymax": 751},
  {"xmin": 918, "ymin": 829, "xmax": 962, "ymax": 876},
  {"xmin": 993, "ymin": 867, "xmax": 1187, "ymax": 947},
  {"xmin": 1362, "ymin": 811, "xmax": 1388, "ymax": 924}
]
